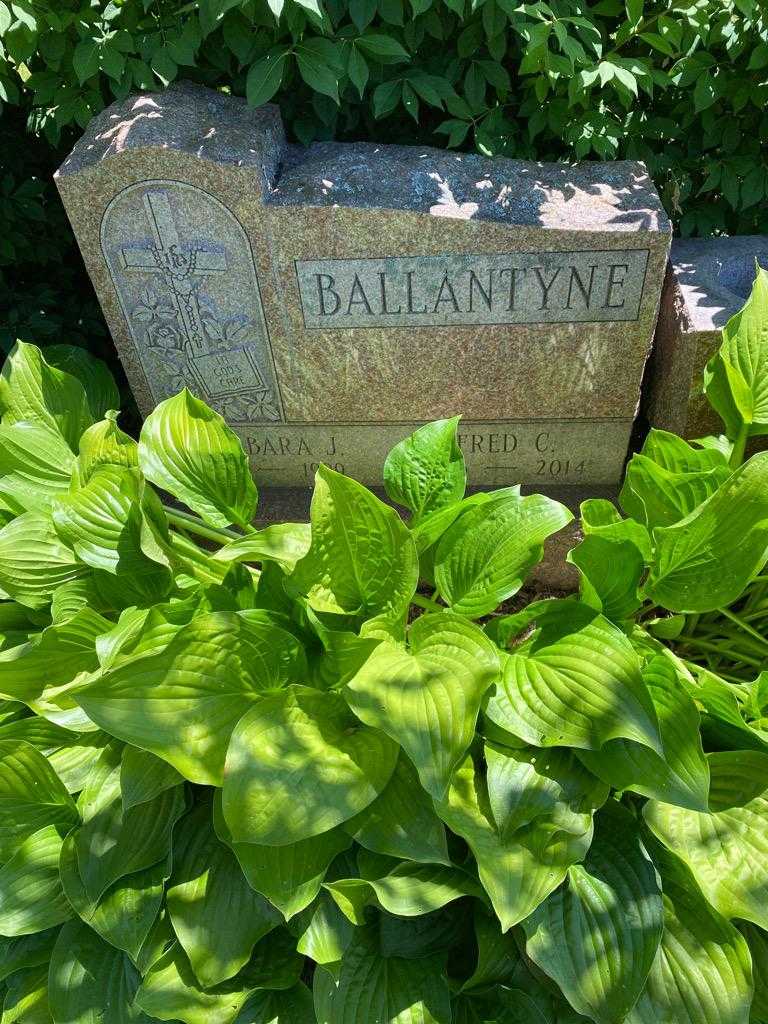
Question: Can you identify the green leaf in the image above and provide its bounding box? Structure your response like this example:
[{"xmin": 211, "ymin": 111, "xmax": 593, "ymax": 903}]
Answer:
[
  {"xmin": 212, "ymin": 523, "xmax": 311, "ymax": 571},
  {"xmin": 460, "ymin": 906, "xmax": 520, "ymax": 993},
  {"xmin": 296, "ymin": 896, "xmax": 352, "ymax": 968},
  {"xmin": 645, "ymin": 750, "xmax": 768, "ymax": 929},
  {"xmin": 120, "ymin": 746, "xmax": 183, "ymax": 811},
  {"xmin": 240, "ymin": 986, "xmax": 316, "ymax": 1024},
  {"xmin": 43, "ymin": 345, "xmax": 120, "ymax": 422},
  {"xmin": 167, "ymin": 803, "xmax": 281, "ymax": 987},
  {"xmin": 73, "ymin": 741, "xmax": 185, "ymax": 903},
  {"xmin": 580, "ymin": 497, "xmax": 652, "ymax": 560},
  {"xmin": 0, "ymin": 929, "xmax": 59, "ymax": 982},
  {"xmin": 436, "ymin": 755, "xmax": 592, "ymax": 931},
  {"xmin": 346, "ymin": 612, "xmax": 499, "ymax": 799},
  {"xmin": 0, "ymin": 825, "xmax": 73, "ymax": 935},
  {"xmin": 76, "ymin": 612, "xmax": 303, "ymax": 785},
  {"xmin": 222, "ymin": 685, "xmax": 398, "ymax": 844},
  {"xmin": 1, "ymin": 963, "xmax": 50, "ymax": 1024},
  {"xmin": 643, "ymin": 452, "xmax": 768, "ymax": 612},
  {"xmin": 215, "ymin": 793, "xmax": 352, "ymax": 919},
  {"xmin": 136, "ymin": 932, "xmax": 303, "ymax": 1024},
  {"xmin": 0, "ymin": 512, "xmax": 86, "ymax": 608},
  {"xmin": 296, "ymin": 41, "xmax": 340, "ymax": 102},
  {"xmin": 0, "ymin": 341, "xmax": 92, "ymax": 452},
  {"xmin": 246, "ymin": 47, "xmax": 289, "ymax": 107},
  {"xmin": 0, "ymin": 420, "xmax": 75, "ymax": 514},
  {"xmin": 59, "ymin": 832, "xmax": 168, "ymax": 963},
  {"xmin": 740, "ymin": 922, "xmax": 768, "ymax": 1021},
  {"xmin": 627, "ymin": 841, "xmax": 753, "ymax": 1024},
  {"xmin": 433, "ymin": 492, "xmax": 572, "ymax": 617},
  {"xmin": 522, "ymin": 801, "xmax": 663, "ymax": 1024},
  {"xmin": 578, "ymin": 655, "xmax": 710, "ymax": 811},
  {"xmin": 289, "ymin": 465, "xmax": 418, "ymax": 632},
  {"xmin": 77, "ymin": 412, "xmax": 138, "ymax": 483},
  {"xmin": 138, "ymin": 390, "xmax": 257, "ymax": 529},
  {"xmin": 0, "ymin": 739, "xmax": 78, "ymax": 859},
  {"xmin": 485, "ymin": 602, "xmax": 661, "ymax": 753},
  {"xmin": 317, "ymin": 927, "xmax": 451, "ymax": 1023},
  {"xmin": 48, "ymin": 918, "xmax": 145, "ymax": 1024},
  {"xmin": 567, "ymin": 534, "xmax": 643, "ymax": 621},
  {"xmin": 383, "ymin": 418, "xmax": 465, "ymax": 521},
  {"xmin": 356, "ymin": 33, "xmax": 410, "ymax": 60},
  {"xmin": 342, "ymin": 750, "xmax": 450, "ymax": 865}
]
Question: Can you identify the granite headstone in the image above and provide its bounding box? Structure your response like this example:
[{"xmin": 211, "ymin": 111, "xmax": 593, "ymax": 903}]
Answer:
[
  {"xmin": 645, "ymin": 235, "xmax": 768, "ymax": 438},
  {"xmin": 56, "ymin": 82, "xmax": 671, "ymax": 506}
]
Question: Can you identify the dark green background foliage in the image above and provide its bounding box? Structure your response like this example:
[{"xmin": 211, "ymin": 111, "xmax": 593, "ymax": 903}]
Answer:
[{"xmin": 1, "ymin": 0, "xmax": 767, "ymax": 361}]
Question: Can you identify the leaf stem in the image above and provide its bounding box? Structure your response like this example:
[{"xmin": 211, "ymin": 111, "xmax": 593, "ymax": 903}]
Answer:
[
  {"xmin": 164, "ymin": 506, "xmax": 240, "ymax": 545},
  {"xmin": 677, "ymin": 635, "xmax": 764, "ymax": 669},
  {"xmin": 716, "ymin": 606, "xmax": 768, "ymax": 650},
  {"xmin": 412, "ymin": 593, "xmax": 444, "ymax": 613},
  {"xmin": 729, "ymin": 423, "xmax": 750, "ymax": 468}
]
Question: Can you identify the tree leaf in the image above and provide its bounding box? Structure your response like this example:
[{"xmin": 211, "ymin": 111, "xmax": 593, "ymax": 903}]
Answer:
[
  {"xmin": 433, "ymin": 492, "xmax": 572, "ymax": 617},
  {"xmin": 167, "ymin": 802, "xmax": 281, "ymax": 987},
  {"xmin": 48, "ymin": 918, "xmax": 145, "ymax": 1024},
  {"xmin": 59, "ymin": 832, "xmax": 168, "ymax": 963},
  {"xmin": 76, "ymin": 612, "xmax": 303, "ymax": 785},
  {"xmin": 346, "ymin": 612, "xmax": 499, "ymax": 799},
  {"xmin": 627, "ymin": 840, "xmax": 753, "ymax": 1024},
  {"xmin": 138, "ymin": 389, "xmax": 257, "ymax": 529},
  {"xmin": 0, "ymin": 825, "xmax": 73, "ymax": 935},
  {"xmin": 485, "ymin": 602, "xmax": 662, "ymax": 753},
  {"xmin": 246, "ymin": 47, "xmax": 289, "ymax": 107},
  {"xmin": 342, "ymin": 750, "xmax": 450, "ymax": 865},
  {"xmin": 578, "ymin": 655, "xmax": 710, "ymax": 811},
  {"xmin": 522, "ymin": 801, "xmax": 664, "ymax": 1024},
  {"xmin": 0, "ymin": 739, "xmax": 78, "ymax": 859},
  {"xmin": 383, "ymin": 417, "xmax": 465, "ymax": 521},
  {"xmin": 0, "ymin": 341, "xmax": 92, "ymax": 452},
  {"xmin": 0, "ymin": 420, "xmax": 75, "ymax": 514},
  {"xmin": 222, "ymin": 685, "xmax": 398, "ymax": 845},
  {"xmin": 0, "ymin": 512, "xmax": 86, "ymax": 608},
  {"xmin": 73, "ymin": 741, "xmax": 185, "ymax": 903},
  {"xmin": 289, "ymin": 465, "xmax": 418, "ymax": 633},
  {"xmin": 645, "ymin": 750, "xmax": 768, "ymax": 928},
  {"xmin": 436, "ymin": 755, "xmax": 592, "ymax": 931}
]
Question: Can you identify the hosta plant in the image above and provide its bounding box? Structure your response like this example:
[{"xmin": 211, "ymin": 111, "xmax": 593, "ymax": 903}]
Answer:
[{"xmin": 0, "ymin": 270, "xmax": 766, "ymax": 1024}]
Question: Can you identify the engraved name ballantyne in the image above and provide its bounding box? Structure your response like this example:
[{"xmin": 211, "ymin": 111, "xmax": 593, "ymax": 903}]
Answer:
[{"xmin": 296, "ymin": 251, "xmax": 650, "ymax": 329}]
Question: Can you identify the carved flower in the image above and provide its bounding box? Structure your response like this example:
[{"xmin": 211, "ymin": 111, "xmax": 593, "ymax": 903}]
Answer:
[{"xmin": 131, "ymin": 288, "xmax": 178, "ymax": 325}]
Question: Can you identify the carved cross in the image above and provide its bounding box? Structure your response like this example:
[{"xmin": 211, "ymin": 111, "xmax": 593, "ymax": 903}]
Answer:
[{"xmin": 120, "ymin": 190, "xmax": 227, "ymax": 352}]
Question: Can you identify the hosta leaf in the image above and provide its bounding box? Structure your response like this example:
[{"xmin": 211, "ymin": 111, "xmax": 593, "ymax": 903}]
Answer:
[
  {"xmin": 580, "ymin": 497, "xmax": 652, "ymax": 561},
  {"xmin": 484, "ymin": 742, "xmax": 608, "ymax": 840},
  {"xmin": 223, "ymin": 686, "xmax": 398, "ymax": 845},
  {"xmin": 0, "ymin": 929, "xmax": 59, "ymax": 982},
  {"xmin": 241, "ymin": 984, "xmax": 316, "ymax": 1023},
  {"xmin": 383, "ymin": 417, "xmax": 465, "ymax": 520},
  {"xmin": 317, "ymin": 928, "xmax": 452, "ymax": 1024},
  {"xmin": 51, "ymin": 465, "xmax": 171, "ymax": 585},
  {"xmin": 346, "ymin": 612, "xmax": 500, "ymax": 798},
  {"xmin": 76, "ymin": 612, "xmax": 303, "ymax": 784},
  {"xmin": 739, "ymin": 922, "xmax": 768, "ymax": 1021},
  {"xmin": 627, "ymin": 841, "xmax": 753, "ymax": 1024},
  {"xmin": 120, "ymin": 746, "xmax": 183, "ymax": 811},
  {"xmin": 645, "ymin": 750, "xmax": 768, "ymax": 928},
  {"xmin": 73, "ymin": 741, "xmax": 185, "ymax": 903},
  {"xmin": 0, "ymin": 512, "xmax": 86, "ymax": 608},
  {"xmin": 0, "ymin": 341, "xmax": 92, "ymax": 452},
  {"xmin": 705, "ymin": 263, "xmax": 768, "ymax": 437},
  {"xmin": 296, "ymin": 896, "xmax": 353, "ymax": 968},
  {"xmin": 436, "ymin": 756, "xmax": 592, "ymax": 931},
  {"xmin": 620, "ymin": 453, "xmax": 730, "ymax": 529},
  {"xmin": 578, "ymin": 655, "xmax": 710, "ymax": 811},
  {"xmin": 59, "ymin": 832, "xmax": 168, "ymax": 963},
  {"xmin": 0, "ymin": 420, "xmax": 75, "ymax": 514},
  {"xmin": 288, "ymin": 465, "xmax": 418, "ymax": 632},
  {"xmin": 215, "ymin": 793, "xmax": 352, "ymax": 919},
  {"xmin": 485, "ymin": 602, "xmax": 661, "ymax": 753},
  {"xmin": 325, "ymin": 861, "xmax": 482, "ymax": 924},
  {"xmin": 342, "ymin": 750, "xmax": 450, "ymax": 865},
  {"xmin": 643, "ymin": 452, "xmax": 768, "ymax": 612},
  {"xmin": 1, "ymin": 963, "xmax": 50, "ymax": 1024},
  {"xmin": 522, "ymin": 801, "xmax": 664, "ymax": 1024},
  {"xmin": 433, "ymin": 492, "xmax": 572, "ymax": 618},
  {"xmin": 410, "ymin": 491, "xmax": 497, "ymax": 555},
  {"xmin": 567, "ymin": 534, "xmax": 643, "ymax": 622},
  {"xmin": 0, "ymin": 825, "xmax": 73, "ymax": 935},
  {"xmin": 460, "ymin": 906, "xmax": 520, "ymax": 993},
  {"xmin": 0, "ymin": 739, "xmax": 78, "ymax": 858},
  {"xmin": 136, "ymin": 932, "xmax": 303, "ymax": 1024},
  {"xmin": 43, "ymin": 345, "xmax": 120, "ymax": 423},
  {"xmin": 139, "ymin": 389, "xmax": 257, "ymax": 529},
  {"xmin": 167, "ymin": 803, "xmax": 281, "ymax": 987},
  {"xmin": 48, "ymin": 918, "xmax": 145, "ymax": 1024},
  {"xmin": 77, "ymin": 411, "xmax": 138, "ymax": 483},
  {"xmin": 213, "ymin": 523, "xmax": 312, "ymax": 571}
]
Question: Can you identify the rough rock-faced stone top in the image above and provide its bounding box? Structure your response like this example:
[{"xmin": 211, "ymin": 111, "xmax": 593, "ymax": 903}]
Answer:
[{"xmin": 56, "ymin": 82, "xmax": 671, "ymax": 496}]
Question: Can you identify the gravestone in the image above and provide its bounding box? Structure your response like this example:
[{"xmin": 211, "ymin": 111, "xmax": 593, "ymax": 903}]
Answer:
[
  {"xmin": 645, "ymin": 236, "xmax": 768, "ymax": 438},
  {"xmin": 56, "ymin": 82, "xmax": 671, "ymax": 506}
]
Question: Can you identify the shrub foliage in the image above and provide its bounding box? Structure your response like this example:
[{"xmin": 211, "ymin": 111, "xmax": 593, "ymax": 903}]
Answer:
[{"xmin": 0, "ymin": 266, "xmax": 766, "ymax": 1021}]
